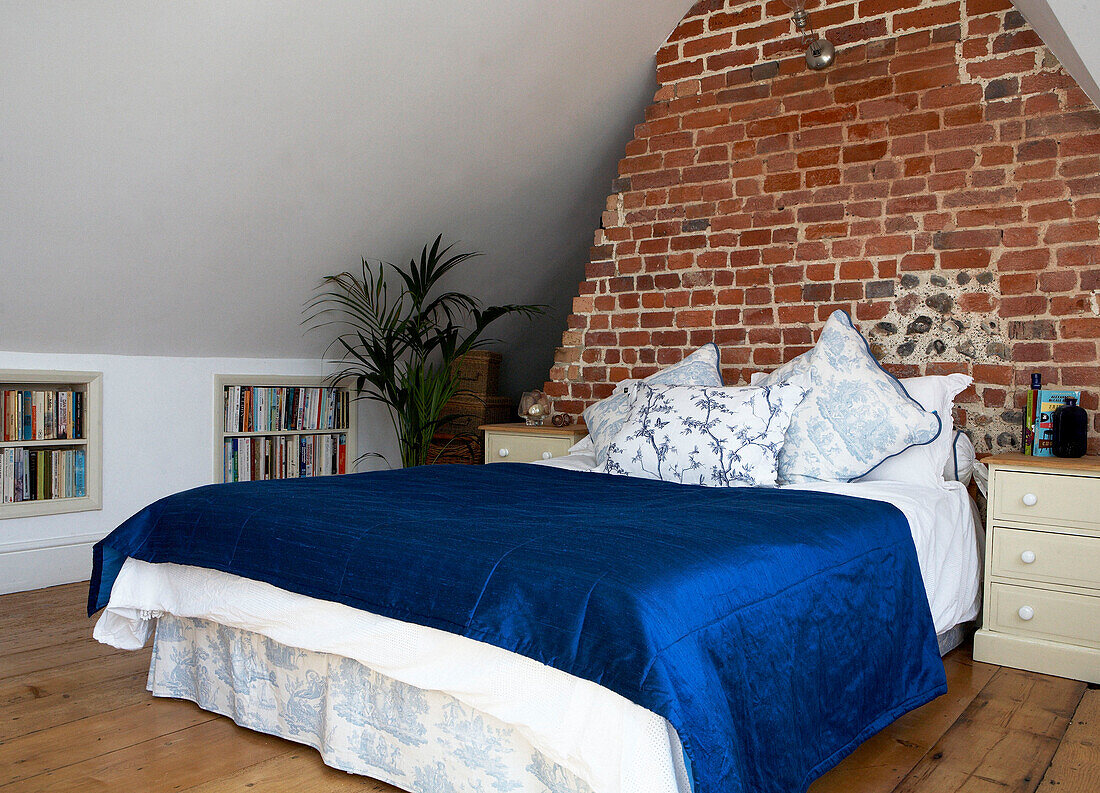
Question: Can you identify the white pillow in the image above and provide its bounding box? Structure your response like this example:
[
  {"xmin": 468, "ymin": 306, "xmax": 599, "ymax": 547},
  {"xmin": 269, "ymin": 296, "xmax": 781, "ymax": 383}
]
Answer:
[
  {"xmin": 583, "ymin": 344, "xmax": 722, "ymax": 465},
  {"xmin": 753, "ymin": 310, "xmax": 942, "ymax": 484},
  {"xmin": 945, "ymin": 430, "xmax": 977, "ymax": 485},
  {"xmin": 602, "ymin": 381, "xmax": 807, "ymax": 487},
  {"xmin": 567, "ymin": 434, "xmax": 594, "ymax": 454},
  {"xmin": 857, "ymin": 374, "xmax": 972, "ymax": 487}
]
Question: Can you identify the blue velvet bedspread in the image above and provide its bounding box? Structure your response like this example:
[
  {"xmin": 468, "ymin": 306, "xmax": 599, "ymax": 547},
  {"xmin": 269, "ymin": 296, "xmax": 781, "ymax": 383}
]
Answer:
[{"xmin": 89, "ymin": 463, "xmax": 946, "ymax": 793}]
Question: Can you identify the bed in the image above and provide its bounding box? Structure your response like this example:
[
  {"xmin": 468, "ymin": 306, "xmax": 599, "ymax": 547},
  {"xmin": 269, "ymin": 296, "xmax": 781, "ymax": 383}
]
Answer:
[
  {"xmin": 90, "ymin": 445, "xmax": 981, "ymax": 793},
  {"xmin": 89, "ymin": 311, "xmax": 984, "ymax": 793}
]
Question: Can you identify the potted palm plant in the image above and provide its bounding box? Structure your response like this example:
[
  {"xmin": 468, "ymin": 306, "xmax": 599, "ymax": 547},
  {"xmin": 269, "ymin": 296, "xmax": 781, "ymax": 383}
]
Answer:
[{"xmin": 305, "ymin": 235, "xmax": 543, "ymax": 468}]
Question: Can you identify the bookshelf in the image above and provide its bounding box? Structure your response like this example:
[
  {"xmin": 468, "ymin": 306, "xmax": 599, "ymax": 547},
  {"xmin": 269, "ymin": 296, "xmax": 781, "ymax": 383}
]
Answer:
[
  {"xmin": 0, "ymin": 369, "xmax": 103, "ymax": 519},
  {"xmin": 213, "ymin": 375, "xmax": 358, "ymax": 484}
]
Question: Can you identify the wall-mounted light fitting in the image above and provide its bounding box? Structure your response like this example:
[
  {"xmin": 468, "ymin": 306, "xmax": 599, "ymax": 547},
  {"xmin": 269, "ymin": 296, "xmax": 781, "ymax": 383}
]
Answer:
[{"xmin": 782, "ymin": 0, "xmax": 836, "ymax": 71}]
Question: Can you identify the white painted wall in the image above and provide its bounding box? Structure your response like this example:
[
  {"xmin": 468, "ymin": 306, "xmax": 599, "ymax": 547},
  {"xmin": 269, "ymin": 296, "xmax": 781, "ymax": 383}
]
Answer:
[{"xmin": 0, "ymin": 350, "xmax": 396, "ymax": 594}]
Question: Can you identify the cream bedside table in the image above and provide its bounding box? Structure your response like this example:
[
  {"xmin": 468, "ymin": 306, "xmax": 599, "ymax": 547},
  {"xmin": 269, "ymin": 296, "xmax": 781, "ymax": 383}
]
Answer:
[
  {"xmin": 479, "ymin": 423, "xmax": 588, "ymax": 464},
  {"xmin": 973, "ymin": 453, "xmax": 1100, "ymax": 683}
]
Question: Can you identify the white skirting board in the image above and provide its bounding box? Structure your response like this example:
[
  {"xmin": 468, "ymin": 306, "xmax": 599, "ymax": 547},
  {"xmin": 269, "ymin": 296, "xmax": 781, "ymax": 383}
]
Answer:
[{"xmin": 0, "ymin": 533, "xmax": 98, "ymax": 594}]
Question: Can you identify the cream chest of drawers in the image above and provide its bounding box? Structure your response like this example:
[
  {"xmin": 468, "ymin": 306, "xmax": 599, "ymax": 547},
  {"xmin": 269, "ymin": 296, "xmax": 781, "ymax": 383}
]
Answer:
[
  {"xmin": 480, "ymin": 423, "xmax": 589, "ymax": 465},
  {"xmin": 973, "ymin": 453, "xmax": 1100, "ymax": 683}
]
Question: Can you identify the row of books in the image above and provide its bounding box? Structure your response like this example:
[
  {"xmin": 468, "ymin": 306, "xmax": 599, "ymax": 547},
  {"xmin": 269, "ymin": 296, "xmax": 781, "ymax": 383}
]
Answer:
[
  {"xmin": 2, "ymin": 389, "xmax": 85, "ymax": 442},
  {"xmin": 1023, "ymin": 388, "xmax": 1080, "ymax": 457},
  {"xmin": 0, "ymin": 447, "xmax": 87, "ymax": 503},
  {"xmin": 223, "ymin": 434, "xmax": 347, "ymax": 483},
  {"xmin": 223, "ymin": 386, "xmax": 349, "ymax": 434}
]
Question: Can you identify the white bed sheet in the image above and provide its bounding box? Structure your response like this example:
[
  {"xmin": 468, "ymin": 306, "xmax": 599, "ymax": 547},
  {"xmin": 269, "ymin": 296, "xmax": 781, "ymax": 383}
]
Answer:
[{"xmin": 95, "ymin": 449, "xmax": 981, "ymax": 793}]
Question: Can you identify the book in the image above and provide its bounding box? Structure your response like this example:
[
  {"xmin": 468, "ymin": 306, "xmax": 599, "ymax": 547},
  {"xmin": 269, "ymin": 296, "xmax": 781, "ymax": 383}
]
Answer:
[
  {"xmin": 73, "ymin": 391, "xmax": 84, "ymax": 439},
  {"xmin": 4, "ymin": 391, "xmax": 15, "ymax": 441},
  {"xmin": 44, "ymin": 392, "xmax": 54, "ymax": 439},
  {"xmin": 21, "ymin": 391, "xmax": 31, "ymax": 440},
  {"xmin": 74, "ymin": 450, "xmax": 86, "ymax": 497},
  {"xmin": 1031, "ymin": 389, "xmax": 1080, "ymax": 457},
  {"xmin": 2, "ymin": 449, "xmax": 10, "ymax": 503},
  {"xmin": 57, "ymin": 391, "xmax": 68, "ymax": 439}
]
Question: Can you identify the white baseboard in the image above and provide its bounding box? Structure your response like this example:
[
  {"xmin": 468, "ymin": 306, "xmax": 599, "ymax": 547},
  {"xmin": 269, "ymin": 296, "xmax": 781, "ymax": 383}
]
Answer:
[{"xmin": 0, "ymin": 533, "xmax": 100, "ymax": 594}]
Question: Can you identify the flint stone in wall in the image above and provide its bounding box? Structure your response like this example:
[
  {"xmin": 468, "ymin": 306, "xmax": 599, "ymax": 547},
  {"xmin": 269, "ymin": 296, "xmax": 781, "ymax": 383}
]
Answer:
[
  {"xmin": 926, "ymin": 293, "xmax": 954, "ymax": 313},
  {"xmin": 864, "ymin": 265, "xmax": 1008, "ymax": 455},
  {"xmin": 896, "ymin": 293, "xmax": 919, "ymax": 313},
  {"xmin": 907, "ymin": 315, "xmax": 933, "ymax": 334}
]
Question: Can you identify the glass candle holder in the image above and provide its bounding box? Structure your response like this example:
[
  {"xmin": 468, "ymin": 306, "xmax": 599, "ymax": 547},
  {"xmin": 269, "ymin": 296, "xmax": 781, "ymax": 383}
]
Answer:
[{"xmin": 518, "ymin": 390, "xmax": 551, "ymax": 426}]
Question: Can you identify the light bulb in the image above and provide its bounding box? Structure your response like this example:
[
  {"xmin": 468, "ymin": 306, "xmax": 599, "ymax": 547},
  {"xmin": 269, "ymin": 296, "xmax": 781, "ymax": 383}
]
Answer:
[{"xmin": 780, "ymin": 0, "xmax": 836, "ymax": 70}]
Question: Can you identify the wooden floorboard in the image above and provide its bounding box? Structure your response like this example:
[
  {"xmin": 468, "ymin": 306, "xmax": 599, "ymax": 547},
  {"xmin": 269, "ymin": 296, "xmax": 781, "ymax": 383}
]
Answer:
[
  {"xmin": 887, "ymin": 667, "xmax": 1085, "ymax": 793},
  {"xmin": 1035, "ymin": 690, "xmax": 1100, "ymax": 793},
  {"xmin": 3, "ymin": 663, "xmax": 152, "ymax": 740},
  {"xmin": 2, "ymin": 581, "xmax": 1097, "ymax": 793},
  {"xmin": 4, "ymin": 717, "xmax": 296, "ymax": 793},
  {"xmin": 1, "ymin": 647, "xmax": 151, "ymax": 711},
  {"xmin": 175, "ymin": 749, "xmax": 398, "ymax": 793}
]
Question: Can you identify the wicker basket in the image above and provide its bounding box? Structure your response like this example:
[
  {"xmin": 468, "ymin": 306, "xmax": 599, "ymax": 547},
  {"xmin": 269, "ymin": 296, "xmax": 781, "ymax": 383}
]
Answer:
[
  {"xmin": 439, "ymin": 394, "xmax": 513, "ymax": 437},
  {"xmin": 450, "ymin": 350, "xmax": 501, "ymax": 397},
  {"xmin": 425, "ymin": 395, "xmax": 513, "ymax": 465},
  {"xmin": 427, "ymin": 433, "xmax": 481, "ymax": 465}
]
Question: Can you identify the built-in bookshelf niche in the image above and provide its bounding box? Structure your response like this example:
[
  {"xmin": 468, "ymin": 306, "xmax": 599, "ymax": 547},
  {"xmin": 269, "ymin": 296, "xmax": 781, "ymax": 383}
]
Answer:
[
  {"xmin": 213, "ymin": 375, "xmax": 358, "ymax": 484},
  {"xmin": 0, "ymin": 369, "xmax": 103, "ymax": 519}
]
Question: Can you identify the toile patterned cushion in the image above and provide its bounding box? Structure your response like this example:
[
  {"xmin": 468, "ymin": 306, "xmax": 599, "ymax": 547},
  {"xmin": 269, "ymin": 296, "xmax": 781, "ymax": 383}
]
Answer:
[
  {"xmin": 856, "ymin": 373, "xmax": 972, "ymax": 488},
  {"xmin": 754, "ymin": 310, "xmax": 942, "ymax": 484},
  {"xmin": 583, "ymin": 343, "xmax": 723, "ymax": 465},
  {"xmin": 602, "ymin": 381, "xmax": 808, "ymax": 487}
]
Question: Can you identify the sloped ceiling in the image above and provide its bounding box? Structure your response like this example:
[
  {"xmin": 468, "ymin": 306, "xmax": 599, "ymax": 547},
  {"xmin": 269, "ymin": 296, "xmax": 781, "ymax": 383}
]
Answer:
[
  {"xmin": 1013, "ymin": 0, "xmax": 1100, "ymax": 106},
  {"xmin": 0, "ymin": 1, "xmax": 690, "ymax": 396}
]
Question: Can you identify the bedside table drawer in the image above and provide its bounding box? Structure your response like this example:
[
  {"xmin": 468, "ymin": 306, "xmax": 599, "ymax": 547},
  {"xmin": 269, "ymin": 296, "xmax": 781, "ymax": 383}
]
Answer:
[
  {"xmin": 484, "ymin": 433, "xmax": 575, "ymax": 464},
  {"xmin": 992, "ymin": 470, "xmax": 1100, "ymax": 530},
  {"xmin": 992, "ymin": 527, "xmax": 1100, "ymax": 590},
  {"xmin": 988, "ymin": 583, "xmax": 1100, "ymax": 649}
]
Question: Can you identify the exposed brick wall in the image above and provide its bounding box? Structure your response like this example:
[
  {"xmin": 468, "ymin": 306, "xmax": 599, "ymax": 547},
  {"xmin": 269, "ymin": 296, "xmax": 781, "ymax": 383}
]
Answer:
[{"xmin": 545, "ymin": 0, "xmax": 1100, "ymax": 454}]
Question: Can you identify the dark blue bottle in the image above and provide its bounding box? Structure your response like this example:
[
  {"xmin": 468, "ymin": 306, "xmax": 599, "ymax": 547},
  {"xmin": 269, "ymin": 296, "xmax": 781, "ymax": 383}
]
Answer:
[{"xmin": 1052, "ymin": 397, "xmax": 1088, "ymax": 458}]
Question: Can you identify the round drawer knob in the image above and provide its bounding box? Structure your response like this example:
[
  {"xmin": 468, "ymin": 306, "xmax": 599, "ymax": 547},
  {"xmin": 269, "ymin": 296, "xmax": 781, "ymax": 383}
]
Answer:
[
  {"xmin": 1020, "ymin": 550, "xmax": 1036, "ymax": 564},
  {"xmin": 1018, "ymin": 605, "xmax": 1035, "ymax": 621},
  {"xmin": 498, "ymin": 448, "xmax": 510, "ymax": 458},
  {"xmin": 1022, "ymin": 493, "xmax": 1037, "ymax": 506},
  {"xmin": 542, "ymin": 451, "xmax": 552, "ymax": 460}
]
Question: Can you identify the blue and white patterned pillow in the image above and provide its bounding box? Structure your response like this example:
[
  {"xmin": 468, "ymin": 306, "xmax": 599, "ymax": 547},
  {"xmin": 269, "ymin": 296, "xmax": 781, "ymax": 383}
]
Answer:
[
  {"xmin": 603, "ymin": 381, "xmax": 808, "ymax": 487},
  {"xmin": 583, "ymin": 343, "xmax": 722, "ymax": 465},
  {"xmin": 754, "ymin": 310, "xmax": 941, "ymax": 484}
]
